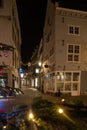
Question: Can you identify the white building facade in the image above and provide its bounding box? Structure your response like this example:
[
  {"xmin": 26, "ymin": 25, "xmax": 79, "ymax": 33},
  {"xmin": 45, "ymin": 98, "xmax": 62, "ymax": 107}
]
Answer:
[
  {"xmin": 42, "ymin": 0, "xmax": 87, "ymax": 95},
  {"xmin": 0, "ymin": 0, "xmax": 21, "ymax": 88}
]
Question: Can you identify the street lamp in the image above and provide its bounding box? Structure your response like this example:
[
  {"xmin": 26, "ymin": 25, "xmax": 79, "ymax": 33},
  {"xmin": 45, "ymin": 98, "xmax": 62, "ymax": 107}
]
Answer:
[
  {"xmin": 27, "ymin": 61, "xmax": 42, "ymax": 88},
  {"xmin": 29, "ymin": 112, "xmax": 34, "ymax": 120},
  {"xmin": 35, "ymin": 68, "xmax": 40, "ymax": 74},
  {"xmin": 38, "ymin": 61, "xmax": 42, "ymax": 67},
  {"xmin": 20, "ymin": 73, "xmax": 24, "ymax": 78},
  {"xmin": 3, "ymin": 125, "xmax": 7, "ymax": 130},
  {"xmin": 58, "ymin": 108, "xmax": 63, "ymax": 114}
]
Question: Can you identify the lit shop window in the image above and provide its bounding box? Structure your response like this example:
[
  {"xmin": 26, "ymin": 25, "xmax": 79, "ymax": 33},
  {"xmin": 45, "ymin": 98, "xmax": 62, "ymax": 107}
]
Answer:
[
  {"xmin": 56, "ymin": 72, "xmax": 80, "ymax": 92},
  {"xmin": 57, "ymin": 72, "xmax": 64, "ymax": 81}
]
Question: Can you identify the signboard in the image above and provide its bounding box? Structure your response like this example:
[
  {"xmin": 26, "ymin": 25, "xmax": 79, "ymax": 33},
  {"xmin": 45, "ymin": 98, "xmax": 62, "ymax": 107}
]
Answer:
[{"xmin": 18, "ymin": 67, "xmax": 24, "ymax": 73}]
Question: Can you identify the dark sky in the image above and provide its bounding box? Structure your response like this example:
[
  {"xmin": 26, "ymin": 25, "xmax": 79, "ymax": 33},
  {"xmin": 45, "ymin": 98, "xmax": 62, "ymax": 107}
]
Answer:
[
  {"xmin": 16, "ymin": 0, "xmax": 87, "ymax": 64},
  {"xmin": 16, "ymin": 0, "xmax": 47, "ymax": 64}
]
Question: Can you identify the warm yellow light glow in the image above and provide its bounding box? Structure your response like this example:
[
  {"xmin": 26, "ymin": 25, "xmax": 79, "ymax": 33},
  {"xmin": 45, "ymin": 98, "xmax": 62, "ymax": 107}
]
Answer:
[
  {"xmin": 28, "ymin": 62, "xmax": 31, "ymax": 67},
  {"xmin": 58, "ymin": 108, "xmax": 63, "ymax": 113},
  {"xmin": 63, "ymin": 112, "xmax": 75, "ymax": 124},
  {"xmin": 29, "ymin": 113, "xmax": 34, "ymax": 119},
  {"xmin": 38, "ymin": 61, "xmax": 42, "ymax": 66},
  {"xmin": 61, "ymin": 99, "xmax": 65, "ymax": 102},
  {"xmin": 3, "ymin": 125, "xmax": 7, "ymax": 129}
]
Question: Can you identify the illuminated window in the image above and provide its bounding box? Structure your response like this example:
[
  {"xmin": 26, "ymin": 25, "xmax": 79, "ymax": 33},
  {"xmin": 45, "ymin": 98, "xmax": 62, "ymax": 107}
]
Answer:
[
  {"xmin": 57, "ymin": 72, "xmax": 64, "ymax": 81},
  {"xmin": 56, "ymin": 71, "xmax": 80, "ymax": 92}
]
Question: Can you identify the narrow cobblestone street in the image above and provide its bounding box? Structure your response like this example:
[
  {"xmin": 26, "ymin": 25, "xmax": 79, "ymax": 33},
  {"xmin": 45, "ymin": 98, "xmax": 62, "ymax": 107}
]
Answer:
[
  {"xmin": 0, "ymin": 86, "xmax": 87, "ymax": 130},
  {"xmin": 0, "ymin": 86, "xmax": 87, "ymax": 113}
]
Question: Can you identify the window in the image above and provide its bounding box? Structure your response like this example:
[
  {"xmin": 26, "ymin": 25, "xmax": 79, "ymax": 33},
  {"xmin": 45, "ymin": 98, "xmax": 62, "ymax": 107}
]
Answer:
[
  {"xmin": 46, "ymin": 34, "xmax": 50, "ymax": 42},
  {"xmin": 75, "ymin": 27, "xmax": 79, "ymax": 34},
  {"xmin": 56, "ymin": 71, "xmax": 80, "ymax": 92},
  {"xmin": 69, "ymin": 26, "xmax": 73, "ymax": 34},
  {"xmin": 62, "ymin": 17, "xmax": 64, "ymax": 23},
  {"xmin": 57, "ymin": 72, "xmax": 64, "ymax": 81},
  {"xmin": 65, "ymin": 72, "xmax": 71, "ymax": 81},
  {"xmin": 67, "ymin": 44, "xmax": 80, "ymax": 62},
  {"xmin": 68, "ymin": 25, "xmax": 80, "ymax": 35},
  {"xmin": 65, "ymin": 83, "xmax": 71, "ymax": 91},
  {"xmin": 73, "ymin": 73, "xmax": 79, "ymax": 81},
  {"xmin": 72, "ymin": 83, "xmax": 78, "ymax": 91},
  {"xmin": 57, "ymin": 83, "xmax": 63, "ymax": 91}
]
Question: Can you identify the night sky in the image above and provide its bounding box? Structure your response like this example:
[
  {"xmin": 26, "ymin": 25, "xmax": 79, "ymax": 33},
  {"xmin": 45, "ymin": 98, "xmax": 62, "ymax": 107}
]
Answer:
[
  {"xmin": 16, "ymin": 0, "xmax": 47, "ymax": 64},
  {"xmin": 16, "ymin": 0, "xmax": 87, "ymax": 64}
]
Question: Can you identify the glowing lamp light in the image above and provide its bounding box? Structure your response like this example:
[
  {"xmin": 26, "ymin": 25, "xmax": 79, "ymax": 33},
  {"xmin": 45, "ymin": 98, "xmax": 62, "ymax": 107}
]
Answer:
[
  {"xmin": 38, "ymin": 61, "xmax": 42, "ymax": 66},
  {"xmin": 29, "ymin": 112, "xmax": 34, "ymax": 120},
  {"xmin": 58, "ymin": 108, "xmax": 63, "ymax": 114},
  {"xmin": 20, "ymin": 73, "xmax": 24, "ymax": 78},
  {"xmin": 3, "ymin": 125, "xmax": 7, "ymax": 129},
  {"xmin": 61, "ymin": 99, "xmax": 65, "ymax": 102},
  {"xmin": 35, "ymin": 68, "xmax": 39, "ymax": 73}
]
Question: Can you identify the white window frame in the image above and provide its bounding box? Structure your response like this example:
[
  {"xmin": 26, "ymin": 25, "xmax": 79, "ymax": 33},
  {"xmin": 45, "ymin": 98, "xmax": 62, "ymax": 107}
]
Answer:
[
  {"xmin": 68, "ymin": 25, "xmax": 80, "ymax": 35},
  {"xmin": 67, "ymin": 44, "xmax": 80, "ymax": 63},
  {"xmin": 56, "ymin": 71, "xmax": 80, "ymax": 92}
]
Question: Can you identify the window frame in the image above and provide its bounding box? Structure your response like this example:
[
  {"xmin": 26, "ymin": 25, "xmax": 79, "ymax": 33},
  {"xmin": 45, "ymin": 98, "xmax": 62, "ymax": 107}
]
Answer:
[
  {"xmin": 68, "ymin": 25, "xmax": 80, "ymax": 35},
  {"xmin": 56, "ymin": 71, "xmax": 80, "ymax": 92},
  {"xmin": 67, "ymin": 44, "xmax": 80, "ymax": 63}
]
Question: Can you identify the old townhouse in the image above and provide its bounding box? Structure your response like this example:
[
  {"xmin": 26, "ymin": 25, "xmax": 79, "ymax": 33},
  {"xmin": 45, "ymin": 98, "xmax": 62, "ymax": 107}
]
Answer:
[
  {"xmin": 0, "ymin": 0, "xmax": 21, "ymax": 88},
  {"xmin": 41, "ymin": 0, "xmax": 87, "ymax": 96}
]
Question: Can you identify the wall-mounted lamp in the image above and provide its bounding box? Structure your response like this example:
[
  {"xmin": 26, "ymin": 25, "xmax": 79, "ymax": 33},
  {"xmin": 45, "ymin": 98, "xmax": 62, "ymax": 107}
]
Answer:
[
  {"xmin": 20, "ymin": 73, "xmax": 24, "ymax": 78},
  {"xmin": 35, "ymin": 68, "xmax": 40, "ymax": 73},
  {"xmin": 38, "ymin": 61, "xmax": 42, "ymax": 67}
]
